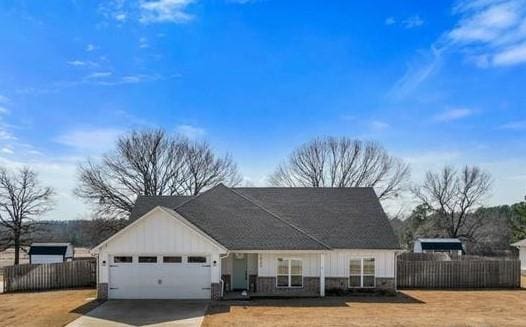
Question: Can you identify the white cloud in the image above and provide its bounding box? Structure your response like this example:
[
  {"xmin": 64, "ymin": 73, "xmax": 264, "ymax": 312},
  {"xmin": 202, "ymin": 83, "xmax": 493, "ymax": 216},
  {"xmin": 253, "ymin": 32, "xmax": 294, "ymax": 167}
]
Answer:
[
  {"xmin": 139, "ymin": 37, "xmax": 149, "ymax": 48},
  {"xmin": 1, "ymin": 147, "xmax": 13, "ymax": 154},
  {"xmin": 54, "ymin": 127, "xmax": 123, "ymax": 153},
  {"xmin": 139, "ymin": 0, "xmax": 194, "ymax": 24},
  {"xmin": 385, "ymin": 17, "xmax": 396, "ymax": 25},
  {"xmin": 448, "ymin": 0, "xmax": 526, "ymax": 67},
  {"xmin": 175, "ymin": 124, "xmax": 206, "ymax": 139},
  {"xmin": 115, "ymin": 12, "xmax": 127, "ymax": 21},
  {"xmin": 0, "ymin": 95, "xmax": 10, "ymax": 104},
  {"xmin": 433, "ymin": 107, "xmax": 474, "ymax": 122},
  {"xmin": 499, "ymin": 119, "xmax": 526, "ymax": 129},
  {"xmin": 86, "ymin": 71, "xmax": 113, "ymax": 79},
  {"xmin": 67, "ymin": 60, "xmax": 98, "ymax": 67},
  {"xmin": 86, "ymin": 44, "xmax": 98, "ymax": 52},
  {"xmin": 0, "ymin": 106, "xmax": 9, "ymax": 115},
  {"xmin": 369, "ymin": 120, "xmax": 390, "ymax": 132},
  {"xmin": 402, "ymin": 15, "xmax": 424, "ymax": 29}
]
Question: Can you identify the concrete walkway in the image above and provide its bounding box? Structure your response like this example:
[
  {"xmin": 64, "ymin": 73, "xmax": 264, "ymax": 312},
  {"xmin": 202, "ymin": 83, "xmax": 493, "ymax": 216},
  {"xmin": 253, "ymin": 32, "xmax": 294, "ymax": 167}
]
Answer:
[{"xmin": 67, "ymin": 300, "xmax": 208, "ymax": 327}]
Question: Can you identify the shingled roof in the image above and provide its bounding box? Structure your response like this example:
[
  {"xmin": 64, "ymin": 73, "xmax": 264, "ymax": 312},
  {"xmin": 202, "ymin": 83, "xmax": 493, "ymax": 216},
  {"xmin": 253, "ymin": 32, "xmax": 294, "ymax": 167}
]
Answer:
[{"xmin": 128, "ymin": 184, "xmax": 399, "ymax": 250}]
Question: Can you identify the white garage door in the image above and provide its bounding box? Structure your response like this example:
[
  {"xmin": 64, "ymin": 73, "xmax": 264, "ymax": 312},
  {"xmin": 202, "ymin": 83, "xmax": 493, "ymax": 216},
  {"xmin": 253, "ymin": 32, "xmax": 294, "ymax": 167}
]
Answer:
[{"xmin": 109, "ymin": 255, "xmax": 211, "ymax": 299}]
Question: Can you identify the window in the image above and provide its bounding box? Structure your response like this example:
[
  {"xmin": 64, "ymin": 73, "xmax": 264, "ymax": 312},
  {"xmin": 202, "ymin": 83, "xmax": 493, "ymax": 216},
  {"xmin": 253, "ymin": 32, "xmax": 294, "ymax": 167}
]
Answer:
[
  {"xmin": 163, "ymin": 256, "xmax": 182, "ymax": 263},
  {"xmin": 349, "ymin": 258, "xmax": 375, "ymax": 288},
  {"xmin": 187, "ymin": 256, "xmax": 207, "ymax": 263},
  {"xmin": 138, "ymin": 256, "xmax": 157, "ymax": 263},
  {"xmin": 276, "ymin": 258, "xmax": 303, "ymax": 288},
  {"xmin": 114, "ymin": 256, "xmax": 132, "ymax": 263}
]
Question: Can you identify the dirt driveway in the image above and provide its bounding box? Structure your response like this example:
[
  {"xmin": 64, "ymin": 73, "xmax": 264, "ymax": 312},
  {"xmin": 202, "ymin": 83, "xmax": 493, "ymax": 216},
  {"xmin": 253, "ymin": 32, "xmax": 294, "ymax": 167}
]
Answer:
[
  {"xmin": 203, "ymin": 290, "xmax": 526, "ymax": 327},
  {"xmin": 0, "ymin": 289, "xmax": 99, "ymax": 327}
]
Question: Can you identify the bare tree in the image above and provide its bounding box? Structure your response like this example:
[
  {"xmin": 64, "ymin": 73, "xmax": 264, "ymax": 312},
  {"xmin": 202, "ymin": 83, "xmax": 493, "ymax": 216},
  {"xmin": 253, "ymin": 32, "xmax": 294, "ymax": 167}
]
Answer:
[
  {"xmin": 411, "ymin": 166, "xmax": 492, "ymax": 240},
  {"xmin": 76, "ymin": 129, "xmax": 242, "ymax": 220},
  {"xmin": 182, "ymin": 140, "xmax": 243, "ymax": 195},
  {"xmin": 269, "ymin": 137, "xmax": 410, "ymax": 199},
  {"xmin": 0, "ymin": 167, "xmax": 54, "ymax": 265}
]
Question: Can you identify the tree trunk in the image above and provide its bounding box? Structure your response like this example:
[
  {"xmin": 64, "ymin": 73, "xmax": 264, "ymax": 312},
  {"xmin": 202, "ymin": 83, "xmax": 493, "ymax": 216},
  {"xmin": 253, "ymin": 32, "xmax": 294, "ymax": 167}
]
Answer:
[{"xmin": 13, "ymin": 230, "xmax": 20, "ymax": 265}]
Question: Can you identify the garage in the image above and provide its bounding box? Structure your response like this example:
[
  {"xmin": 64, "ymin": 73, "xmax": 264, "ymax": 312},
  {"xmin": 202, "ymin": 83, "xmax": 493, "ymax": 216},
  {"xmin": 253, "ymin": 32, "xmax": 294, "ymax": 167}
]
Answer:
[
  {"xmin": 109, "ymin": 255, "xmax": 212, "ymax": 299},
  {"xmin": 92, "ymin": 206, "xmax": 226, "ymax": 300}
]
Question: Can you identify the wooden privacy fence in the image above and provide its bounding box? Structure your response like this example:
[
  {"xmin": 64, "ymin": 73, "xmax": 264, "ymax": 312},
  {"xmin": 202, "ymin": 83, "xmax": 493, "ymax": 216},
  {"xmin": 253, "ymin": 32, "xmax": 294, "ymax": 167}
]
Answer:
[
  {"xmin": 2, "ymin": 259, "xmax": 96, "ymax": 292},
  {"xmin": 397, "ymin": 259, "xmax": 521, "ymax": 289}
]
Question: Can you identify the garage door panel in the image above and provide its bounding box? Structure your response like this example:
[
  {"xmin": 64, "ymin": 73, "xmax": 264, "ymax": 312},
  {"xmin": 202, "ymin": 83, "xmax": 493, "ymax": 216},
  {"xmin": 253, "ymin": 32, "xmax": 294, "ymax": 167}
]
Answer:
[{"xmin": 109, "ymin": 256, "xmax": 211, "ymax": 299}]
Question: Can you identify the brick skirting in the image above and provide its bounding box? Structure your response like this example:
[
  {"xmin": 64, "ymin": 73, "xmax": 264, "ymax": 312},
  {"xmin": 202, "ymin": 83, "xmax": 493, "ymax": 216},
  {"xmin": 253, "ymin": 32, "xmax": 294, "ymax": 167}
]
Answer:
[
  {"xmin": 97, "ymin": 282, "xmax": 108, "ymax": 300},
  {"xmin": 255, "ymin": 277, "xmax": 320, "ymax": 297}
]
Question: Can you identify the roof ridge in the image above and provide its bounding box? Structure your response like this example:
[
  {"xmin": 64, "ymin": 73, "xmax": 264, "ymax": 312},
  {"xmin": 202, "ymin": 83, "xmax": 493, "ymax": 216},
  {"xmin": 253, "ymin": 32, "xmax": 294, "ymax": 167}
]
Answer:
[
  {"xmin": 228, "ymin": 187, "xmax": 332, "ymax": 250},
  {"xmin": 173, "ymin": 183, "xmax": 224, "ymax": 210}
]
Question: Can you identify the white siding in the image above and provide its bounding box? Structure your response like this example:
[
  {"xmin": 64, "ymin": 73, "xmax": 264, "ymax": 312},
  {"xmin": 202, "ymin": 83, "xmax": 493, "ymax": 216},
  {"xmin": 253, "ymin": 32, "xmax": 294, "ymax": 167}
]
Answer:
[
  {"xmin": 31, "ymin": 255, "xmax": 64, "ymax": 264},
  {"xmin": 258, "ymin": 253, "xmax": 321, "ymax": 277},
  {"xmin": 256, "ymin": 250, "xmax": 396, "ymax": 279},
  {"xmin": 325, "ymin": 250, "xmax": 396, "ymax": 278},
  {"xmin": 98, "ymin": 208, "xmax": 225, "ymax": 283}
]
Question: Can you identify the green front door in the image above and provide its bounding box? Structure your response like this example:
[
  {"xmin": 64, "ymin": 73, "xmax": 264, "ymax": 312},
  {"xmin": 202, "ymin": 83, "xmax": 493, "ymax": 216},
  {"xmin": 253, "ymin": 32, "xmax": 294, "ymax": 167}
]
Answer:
[{"xmin": 233, "ymin": 255, "xmax": 247, "ymax": 290}]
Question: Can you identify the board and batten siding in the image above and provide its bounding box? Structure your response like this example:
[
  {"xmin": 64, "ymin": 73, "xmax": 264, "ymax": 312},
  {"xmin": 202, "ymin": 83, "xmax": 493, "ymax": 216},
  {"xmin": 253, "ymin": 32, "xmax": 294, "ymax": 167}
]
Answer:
[
  {"xmin": 257, "ymin": 250, "xmax": 396, "ymax": 278},
  {"xmin": 97, "ymin": 208, "xmax": 225, "ymax": 284}
]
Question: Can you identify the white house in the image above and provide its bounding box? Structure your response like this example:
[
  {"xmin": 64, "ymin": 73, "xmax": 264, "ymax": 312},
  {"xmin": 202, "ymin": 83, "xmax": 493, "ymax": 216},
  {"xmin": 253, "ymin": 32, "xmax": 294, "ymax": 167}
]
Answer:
[
  {"xmin": 91, "ymin": 184, "xmax": 400, "ymax": 300},
  {"xmin": 29, "ymin": 243, "xmax": 74, "ymax": 264},
  {"xmin": 414, "ymin": 238, "xmax": 464, "ymax": 255},
  {"xmin": 512, "ymin": 239, "xmax": 526, "ymax": 271}
]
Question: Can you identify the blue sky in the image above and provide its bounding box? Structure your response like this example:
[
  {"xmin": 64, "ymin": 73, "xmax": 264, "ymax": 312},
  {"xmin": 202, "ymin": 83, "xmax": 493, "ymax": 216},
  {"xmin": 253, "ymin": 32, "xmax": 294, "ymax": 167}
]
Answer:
[{"xmin": 0, "ymin": 0, "xmax": 525, "ymax": 219}]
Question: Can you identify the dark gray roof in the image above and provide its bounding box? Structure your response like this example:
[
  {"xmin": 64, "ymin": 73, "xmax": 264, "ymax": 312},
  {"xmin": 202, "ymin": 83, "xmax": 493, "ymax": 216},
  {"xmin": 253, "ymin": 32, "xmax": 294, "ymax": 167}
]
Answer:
[
  {"xmin": 234, "ymin": 187, "xmax": 399, "ymax": 250},
  {"xmin": 129, "ymin": 185, "xmax": 399, "ymax": 250},
  {"xmin": 29, "ymin": 245, "xmax": 68, "ymax": 256},
  {"xmin": 174, "ymin": 184, "xmax": 327, "ymax": 250},
  {"xmin": 129, "ymin": 195, "xmax": 194, "ymax": 221}
]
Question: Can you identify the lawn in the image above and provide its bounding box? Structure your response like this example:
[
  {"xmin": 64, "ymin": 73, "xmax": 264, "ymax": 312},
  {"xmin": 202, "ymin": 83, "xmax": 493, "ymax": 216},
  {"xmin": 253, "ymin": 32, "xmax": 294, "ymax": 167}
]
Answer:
[
  {"xmin": 0, "ymin": 289, "xmax": 99, "ymax": 327},
  {"xmin": 203, "ymin": 290, "xmax": 526, "ymax": 327}
]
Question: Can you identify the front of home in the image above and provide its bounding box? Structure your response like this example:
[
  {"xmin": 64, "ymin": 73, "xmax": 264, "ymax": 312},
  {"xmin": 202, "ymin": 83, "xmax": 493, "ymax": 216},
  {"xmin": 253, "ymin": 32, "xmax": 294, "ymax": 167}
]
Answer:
[{"xmin": 91, "ymin": 184, "xmax": 400, "ymax": 300}]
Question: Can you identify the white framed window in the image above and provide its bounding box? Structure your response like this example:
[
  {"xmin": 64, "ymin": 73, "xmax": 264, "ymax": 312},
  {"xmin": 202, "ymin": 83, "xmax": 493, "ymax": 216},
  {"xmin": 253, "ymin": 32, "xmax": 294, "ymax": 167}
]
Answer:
[
  {"xmin": 276, "ymin": 258, "xmax": 303, "ymax": 288},
  {"xmin": 349, "ymin": 257, "xmax": 375, "ymax": 288},
  {"xmin": 113, "ymin": 256, "xmax": 132, "ymax": 263},
  {"xmin": 187, "ymin": 256, "xmax": 207, "ymax": 263}
]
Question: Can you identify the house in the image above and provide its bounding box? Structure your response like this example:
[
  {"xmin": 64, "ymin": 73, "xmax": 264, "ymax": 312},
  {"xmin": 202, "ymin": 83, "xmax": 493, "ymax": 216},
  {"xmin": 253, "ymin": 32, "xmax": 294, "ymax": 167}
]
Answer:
[
  {"xmin": 91, "ymin": 184, "xmax": 400, "ymax": 300},
  {"xmin": 413, "ymin": 238, "xmax": 464, "ymax": 255},
  {"xmin": 512, "ymin": 239, "xmax": 526, "ymax": 271},
  {"xmin": 29, "ymin": 243, "xmax": 74, "ymax": 264}
]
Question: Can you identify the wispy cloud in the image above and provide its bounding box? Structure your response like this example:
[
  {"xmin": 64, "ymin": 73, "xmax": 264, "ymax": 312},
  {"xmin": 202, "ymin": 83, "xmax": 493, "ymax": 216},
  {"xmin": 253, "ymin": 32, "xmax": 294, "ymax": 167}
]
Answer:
[
  {"xmin": 499, "ymin": 119, "xmax": 526, "ymax": 129},
  {"xmin": 369, "ymin": 120, "xmax": 390, "ymax": 132},
  {"xmin": 390, "ymin": 0, "xmax": 526, "ymax": 99},
  {"xmin": 54, "ymin": 127, "xmax": 123, "ymax": 153},
  {"xmin": 176, "ymin": 124, "xmax": 206, "ymax": 139},
  {"xmin": 0, "ymin": 95, "xmax": 10, "ymax": 104},
  {"xmin": 140, "ymin": 0, "xmax": 194, "ymax": 24},
  {"xmin": 433, "ymin": 107, "xmax": 473, "ymax": 122},
  {"xmin": 85, "ymin": 44, "xmax": 98, "ymax": 52},
  {"xmin": 385, "ymin": 17, "xmax": 396, "ymax": 25},
  {"xmin": 0, "ymin": 106, "xmax": 10, "ymax": 115},
  {"xmin": 402, "ymin": 15, "xmax": 424, "ymax": 29},
  {"xmin": 448, "ymin": 0, "xmax": 526, "ymax": 67},
  {"xmin": 86, "ymin": 71, "xmax": 113, "ymax": 79},
  {"xmin": 67, "ymin": 60, "xmax": 98, "ymax": 67},
  {"xmin": 139, "ymin": 37, "xmax": 149, "ymax": 48}
]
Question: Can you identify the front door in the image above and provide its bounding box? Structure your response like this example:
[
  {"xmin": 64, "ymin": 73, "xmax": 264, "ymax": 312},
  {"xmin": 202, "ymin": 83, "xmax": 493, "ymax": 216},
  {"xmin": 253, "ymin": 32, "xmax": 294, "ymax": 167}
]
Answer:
[{"xmin": 233, "ymin": 254, "xmax": 247, "ymax": 290}]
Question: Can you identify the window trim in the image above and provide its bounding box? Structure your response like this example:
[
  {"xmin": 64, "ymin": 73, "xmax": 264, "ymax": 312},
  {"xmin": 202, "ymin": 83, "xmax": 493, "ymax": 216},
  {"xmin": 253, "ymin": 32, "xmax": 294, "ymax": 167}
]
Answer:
[
  {"xmin": 113, "ymin": 256, "xmax": 133, "ymax": 264},
  {"xmin": 276, "ymin": 257, "xmax": 303, "ymax": 288},
  {"xmin": 349, "ymin": 257, "xmax": 376, "ymax": 288},
  {"xmin": 187, "ymin": 256, "xmax": 207, "ymax": 264},
  {"xmin": 163, "ymin": 256, "xmax": 182, "ymax": 263},
  {"xmin": 138, "ymin": 256, "xmax": 158, "ymax": 263}
]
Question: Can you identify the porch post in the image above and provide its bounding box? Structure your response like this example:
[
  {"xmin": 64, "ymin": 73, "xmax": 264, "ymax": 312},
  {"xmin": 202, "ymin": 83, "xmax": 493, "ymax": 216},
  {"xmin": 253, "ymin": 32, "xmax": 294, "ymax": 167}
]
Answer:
[{"xmin": 320, "ymin": 253, "xmax": 325, "ymax": 297}]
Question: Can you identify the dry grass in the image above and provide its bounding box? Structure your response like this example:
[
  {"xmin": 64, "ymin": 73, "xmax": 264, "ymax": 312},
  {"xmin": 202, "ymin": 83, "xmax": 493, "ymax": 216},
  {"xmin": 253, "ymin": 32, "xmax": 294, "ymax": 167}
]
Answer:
[
  {"xmin": 203, "ymin": 290, "xmax": 526, "ymax": 327},
  {"xmin": 0, "ymin": 289, "xmax": 99, "ymax": 327}
]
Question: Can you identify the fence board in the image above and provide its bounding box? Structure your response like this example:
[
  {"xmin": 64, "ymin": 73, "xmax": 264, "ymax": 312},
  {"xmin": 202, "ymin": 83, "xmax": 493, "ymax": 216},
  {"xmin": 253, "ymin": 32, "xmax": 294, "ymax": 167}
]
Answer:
[
  {"xmin": 2, "ymin": 259, "xmax": 96, "ymax": 293},
  {"xmin": 397, "ymin": 257, "xmax": 521, "ymax": 289}
]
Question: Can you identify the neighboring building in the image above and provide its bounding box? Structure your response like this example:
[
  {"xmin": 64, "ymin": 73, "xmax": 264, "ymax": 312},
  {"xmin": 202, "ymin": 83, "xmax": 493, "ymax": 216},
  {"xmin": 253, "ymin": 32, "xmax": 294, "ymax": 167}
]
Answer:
[
  {"xmin": 29, "ymin": 243, "xmax": 74, "ymax": 264},
  {"xmin": 512, "ymin": 239, "xmax": 526, "ymax": 271},
  {"xmin": 91, "ymin": 184, "xmax": 400, "ymax": 300},
  {"xmin": 413, "ymin": 238, "xmax": 464, "ymax": 255}
]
